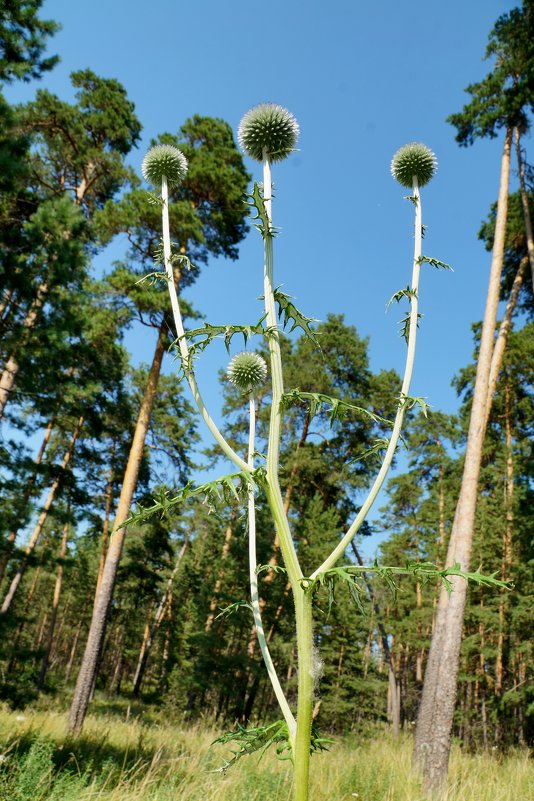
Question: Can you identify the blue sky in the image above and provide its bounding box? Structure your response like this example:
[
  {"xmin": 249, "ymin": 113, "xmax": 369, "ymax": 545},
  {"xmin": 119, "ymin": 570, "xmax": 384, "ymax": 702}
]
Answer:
[{"xmin": 6, "ymin": 0, "xmax": 525, "ymax": 552}]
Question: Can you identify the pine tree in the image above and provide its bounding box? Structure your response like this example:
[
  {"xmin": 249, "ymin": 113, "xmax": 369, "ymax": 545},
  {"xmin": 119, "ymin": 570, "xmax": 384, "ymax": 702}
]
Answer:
[{"xmin": 414, "ymin": 3, "xmax": 534, "ymax": 790}]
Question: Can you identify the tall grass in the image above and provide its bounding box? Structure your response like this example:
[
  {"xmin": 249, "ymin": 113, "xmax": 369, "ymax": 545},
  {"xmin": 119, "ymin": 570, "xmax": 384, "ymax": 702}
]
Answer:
[{"xmin": 0, "ymin": 706, "xmax": 531, "ymax": 800}]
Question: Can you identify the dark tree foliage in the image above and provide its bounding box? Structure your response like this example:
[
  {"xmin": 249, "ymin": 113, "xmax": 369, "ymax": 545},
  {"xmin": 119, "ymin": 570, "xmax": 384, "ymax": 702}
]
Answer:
[
  {"xmin": 479, "ymin": 190, "xmax": 534, "ymax": 313},
  {"xmin": 448, "ymin": 0, "xmax": 534, "ymax": 144},
  {"xmin": 0, "ymin": 0, "xmax": 59, "ymax": 84}
]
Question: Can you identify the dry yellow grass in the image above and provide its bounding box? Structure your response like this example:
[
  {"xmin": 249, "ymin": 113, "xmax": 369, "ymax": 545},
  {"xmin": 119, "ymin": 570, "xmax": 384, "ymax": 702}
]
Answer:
[{"xmin": 0, "ymin": 706, "xmax": 531, "ymax": 801}]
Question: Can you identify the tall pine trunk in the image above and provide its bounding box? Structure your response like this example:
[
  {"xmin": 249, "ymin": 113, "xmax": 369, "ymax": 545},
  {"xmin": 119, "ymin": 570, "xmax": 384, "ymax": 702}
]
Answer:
[
  {"xmin": 0, "ymin": 282, "xmax": 48, "ymax": 420},
  {"xmin": 1, "ymin": 417, "xmax": 83, "ymax": 614},
  {"xmin": 132, "ymin": 535, "xmax": 188, "ymax": 696},
  {"xmin": 515, "ymin": 128, "xmax": 534, "ymax": 297},
  {"xmin": 486, "ymin": 256, "xmax": 527, "ymax": 411},
  {"xmin": 37, "ymin": 509, "xmax": 70, "ymax": 689},
  {"xmin": 495, "ymin": 378, "xmax": 514, "ymax": 695},
  {"xmin": 413, "ymin": 127, "xmax": 512, "ymax": 793},
  {"xmin": 67, "ymin": 325, "xmax": 166, "ymax": 735},
  {"xmin": 0, "ymin": 413, "xmax": 56, "ymax": 584}
]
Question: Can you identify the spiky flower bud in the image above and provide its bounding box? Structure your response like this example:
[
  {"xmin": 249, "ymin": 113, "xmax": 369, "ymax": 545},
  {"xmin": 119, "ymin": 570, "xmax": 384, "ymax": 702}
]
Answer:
[
  {"xmin": 142, "ymin": 144, "xmax": 188, "ymax": 187},
  {"xmin": 390, "ymin": 143, "xmax": 437, "ymax": 188},
  {"xmin": 227, "ymin": 352, "xmax": 268, "ymax": 395},
  {"xmin": 238, "ymin": 103, "xmax": 299, "ymax": 163}
]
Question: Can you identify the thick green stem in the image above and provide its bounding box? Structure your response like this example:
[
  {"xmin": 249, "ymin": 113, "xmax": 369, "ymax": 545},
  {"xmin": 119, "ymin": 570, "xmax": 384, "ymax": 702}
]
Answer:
[
  {"xmin": 311, "ymin": 177, "xmax": 423, "ymax": 578},
  {"xmin": 261, "ymin": 154, "xmax": 310, "ymax": 799},
  {"xmin": 293, "ymin": 589, "xmax": 314, "ymax": 801},
  {"xmin": 160, "ymin": 176, "xmax": 248, "ymax": 473},
  {"xmin": 247, "ymin": 395, "xmax": 296, "ymax": 738}
]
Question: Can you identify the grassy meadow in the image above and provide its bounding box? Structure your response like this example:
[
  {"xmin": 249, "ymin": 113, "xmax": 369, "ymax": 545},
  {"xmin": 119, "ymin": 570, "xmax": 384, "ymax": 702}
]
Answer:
[{"xmin": 0, "ymin": 701, "xmax": 531, "ymax": 801}]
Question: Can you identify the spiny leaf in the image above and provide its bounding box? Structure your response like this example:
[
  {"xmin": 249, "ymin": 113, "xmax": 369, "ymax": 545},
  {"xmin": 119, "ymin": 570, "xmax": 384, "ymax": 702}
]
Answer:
[
  {"xmin": 181, "ymin": 316, "xmax": 268, "ymax": 358},
  {"xmin": 280, "ymin": 389, "xmax": 392, "ymax": 429},
  {"xmin": 135, "ymin": 270, "xmax": 167, "ymax": 287},
  {"xmin": 211, "ymin": 720, "xmax": 291, "ymax": 771},
  {"xmin": 256, "ymin": 564, "xmax": 288, "ymax": 576},
  {"xmin": 211, "ymin": 720, "xmax": 331, "ymax": 773},
  {"xmin": 153, "ymin": 241, "xmax": 197, "ymax": 273},
  {"xmin": 145, "ymin": 191, "xmax": 165, "ymax": 207},
  {"xmin": 215, "ymin": 600, "xmax": 253, "ymax": 620},
  {"xmin": 121, "ymin": 470, "xmax": 255, "ymax": 527},
  {"xmin": 305, "ymin": 567, "xmax": 366, "ymax": 615},
  {"xmin": 273, "ymin": 289, "xmax": 321, "ymax": 350},
  {"xmin": 399, "ymin": 311, "xmax": 422, "ymax": 342},
  {"xmin": 418, "ymin": 255, "xmax": 453, "ymax": 271},
  {"xmin": 245, "ymin": 182, "xmax": 278, "ymax": 239},
  {"xmin": 308, "ymin": 561, "xmax": 511, "ymax": 614},
  {"xmin": 386, "ymin": 286, "xmax": 417, "ymax": 311},
  {"xmin": 350, "ymin": 437, "xmax": 390, "ymax": 464},
  {"xmin": 400, "ymin": 394, "xmax": 431, "ymax": 417}
]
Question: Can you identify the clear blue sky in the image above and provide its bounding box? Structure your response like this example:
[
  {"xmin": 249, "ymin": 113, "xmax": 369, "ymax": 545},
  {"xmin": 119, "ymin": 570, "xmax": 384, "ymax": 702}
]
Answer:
[{"xmin": 6, "ymin": 0, "xmax": 526, "ymax": 551}]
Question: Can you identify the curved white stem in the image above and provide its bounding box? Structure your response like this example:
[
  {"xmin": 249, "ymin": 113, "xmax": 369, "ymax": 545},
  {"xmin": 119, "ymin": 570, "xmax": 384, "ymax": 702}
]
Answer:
[
  {"xmin": 311, "ymin": 177, "xmax": 423, "ymax": 579},
  {"xmin": 160, "ymin": 176, "xmax": 248, "ymax": 473},
  {"xmin": 247, "ymin": 395, "xmax": 296, "ymax": 738}
]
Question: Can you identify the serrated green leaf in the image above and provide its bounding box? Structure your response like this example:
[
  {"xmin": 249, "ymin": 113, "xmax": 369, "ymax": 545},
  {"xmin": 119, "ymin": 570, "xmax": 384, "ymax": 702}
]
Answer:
[
  {"xmin": 280, "ymin": 389, "xmax": 392, "ymax": 429},
  {"xmin": 273, "ymin": 289, "xmax": 321, "ymax": 350},
  {"xmin": 120, "ymin": 470, "xmax": 255, "ymax": 528},
  {"xmin": 386, "ymin": 286, "xmax": 418, "ymax": 311},
  {"xmin": 418, "ymin": 255, "xmax": 453, "ymax": 271},
  {"xmin": 215, "ymin": 600, "xmax": 253, "ymax": 620},
  {"xmin": 399, "ymin": 311, "xmax": 422, "ymax": 343},
  {"xmin": 400, "ymin": 394, "xmax": 431, "ymax": 417},
  {"xmin": 135, "ymin": 270, "xmax": 167, "ymax": 287},
  {"xmin": 245, "ymin": 182, "xmax": 278, "ymax": 239},
  {"xmin": 145, "ymin": 191, "xmax": 165, "ymax": 207}
]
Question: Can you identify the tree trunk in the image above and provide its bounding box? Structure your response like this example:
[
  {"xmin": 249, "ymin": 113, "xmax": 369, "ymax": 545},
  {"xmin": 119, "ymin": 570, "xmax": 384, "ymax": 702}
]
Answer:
[
  {"xmin": 6, "ymin": 565, "xmax": 42, "ymax": 673},
  {"xmin": 205, "ymin": 512, "xmax": 236, "ymax": 632},
  {"xmin": 486, "ymin": 256, "xmax": 527, "ymax": 417},
  {"xmin": 37, "ymin": 509, "xmax": 70, "ymax": 690},
  {"xmin": 67, "ymin": 324, "xmax": 167, "ymax": 735},
  {"xmin": 1, "ymin": 417, "xmax": 83, "ymax": 614},
  {"xmin": 495, "ymin": 378, "xmax": 514, "ymax": 695},
  {"xmin": 94, "ymin": 454, "xmax": 115, "ymax": 604},
  {"xmin": 65, "ymin": 611, "xmax": 85, "ymax": 684},
  {"xmin": 0, "ymin": 413, "xmax": 56, "ymax": 585},
  {"xmin": 514, "ymin": 128, "xmax": 534, "ymax": 298},
  {"xmin": 132, "ymin": 536, "xmax": 188, "ymax": 696},
  {"xmin": 413, "ymin": 127, "xmax": 513, "ymax": 793},
  {"xmin": 0, "ymin": 282, "xmax": 48, "ymax": 420},
  {"xmin": 0, "ymin": 287, "xmax": 16, "ymax": 339},
  {"xmin": 351, "ymin": 541, "xmax": 400, "ymax": 736}
]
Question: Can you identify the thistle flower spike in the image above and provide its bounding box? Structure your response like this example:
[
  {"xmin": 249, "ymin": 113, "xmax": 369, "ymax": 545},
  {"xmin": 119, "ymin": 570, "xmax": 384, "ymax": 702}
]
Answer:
[
  {"xmin": 227, "ymin": 352, "xmax": 268, "ymax": 395},
  {"xmin": 142, "ymin": 144, "xmax": 188, "ymax": 187},
  {"xmin": 238, "ymin": 103, "xmax": 299, "ymax": 163},
  {"xmin": 391, "ymin": 143, "xmax": 437, "ymax": 188}
]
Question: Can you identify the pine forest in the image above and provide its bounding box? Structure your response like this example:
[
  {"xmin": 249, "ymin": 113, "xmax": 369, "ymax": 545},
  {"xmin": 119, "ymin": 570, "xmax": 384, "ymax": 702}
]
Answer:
[{"xmin": 0, "ymin": 2, "xmax": 532, "ymax": 800}]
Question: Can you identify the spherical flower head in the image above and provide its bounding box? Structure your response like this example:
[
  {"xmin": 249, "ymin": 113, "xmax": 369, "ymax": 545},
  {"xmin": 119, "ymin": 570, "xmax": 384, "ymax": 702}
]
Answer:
[
  {"xmin": 238, "ymin": 103, "xmax": 299, "ymax": 163},
  {"xmin": 390, "ymin": 143, "xmax": 437, "ymax": 188},
  {"xmin": 227, "ymin": 352, "xmax": 268, "ymax": 395},
  {"xmin": 142, "ymin": 144, "xmax": 188, "ymax": 187}
]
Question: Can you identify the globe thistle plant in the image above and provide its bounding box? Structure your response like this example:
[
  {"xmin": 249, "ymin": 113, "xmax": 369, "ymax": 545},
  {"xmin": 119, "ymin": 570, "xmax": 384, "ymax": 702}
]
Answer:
[
  {"xmin": 390, "ymin": 142, "xmax": 437, "ymax": 188},
  {"xmin": 140, "ymin": 107, "xmax": 461, "ymax": 801},
  {"xmin": 238, "ymin": 103, "xmax": 299, "ymax": 163},
  {"xmin": 227, "ymin": 351, "xmax": 267, "ymax": 395},
  {"xmin": 142, "ymin": 144, "xmax": 188, "ymax": 187}
]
